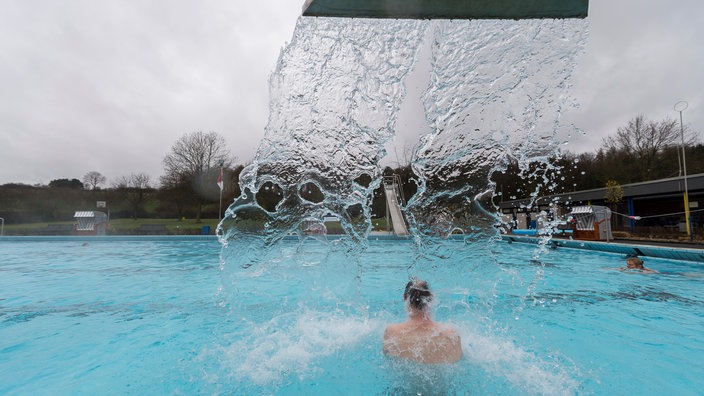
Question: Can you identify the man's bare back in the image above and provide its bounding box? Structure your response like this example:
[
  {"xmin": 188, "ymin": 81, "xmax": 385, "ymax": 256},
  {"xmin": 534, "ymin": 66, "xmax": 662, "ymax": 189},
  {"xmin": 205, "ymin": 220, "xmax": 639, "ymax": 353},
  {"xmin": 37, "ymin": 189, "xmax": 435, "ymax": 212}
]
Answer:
[
  {"xmin": 383, "ymin": 320, "xmax": 462, "ymax": 364},
  {"xmin": 383, "ymin": 279, "xmax": 462, "ymax": 364}
]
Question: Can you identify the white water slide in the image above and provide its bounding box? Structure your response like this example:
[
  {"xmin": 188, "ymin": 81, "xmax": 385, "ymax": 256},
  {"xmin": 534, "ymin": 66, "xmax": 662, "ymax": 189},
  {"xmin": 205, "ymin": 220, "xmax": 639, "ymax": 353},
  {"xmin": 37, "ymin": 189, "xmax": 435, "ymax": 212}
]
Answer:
[{"xmin": 383, "ymin": 175, "xmax": 410, "ymax": 236}]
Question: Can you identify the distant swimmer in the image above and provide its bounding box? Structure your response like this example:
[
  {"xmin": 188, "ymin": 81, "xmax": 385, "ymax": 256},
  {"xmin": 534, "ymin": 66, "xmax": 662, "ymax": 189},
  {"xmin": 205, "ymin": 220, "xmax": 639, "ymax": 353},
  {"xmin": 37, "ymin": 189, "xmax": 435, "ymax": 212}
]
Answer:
[
  {"xmin": 383, "ymin": 278, "xmax": 462, "ymax": 364},
  {"xmin": 619, "ymin": 256, "xmax": 658, "ymax": 274}
]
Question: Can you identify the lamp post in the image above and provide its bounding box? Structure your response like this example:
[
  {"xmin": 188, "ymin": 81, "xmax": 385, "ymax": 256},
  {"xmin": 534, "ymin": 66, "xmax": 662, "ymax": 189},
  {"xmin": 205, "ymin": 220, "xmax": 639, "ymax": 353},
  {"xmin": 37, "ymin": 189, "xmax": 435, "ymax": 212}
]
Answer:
[
  {"xmin": 218, "ymin": 160, "xmax": 225, "ymax": 222},
  {"xmin": 674, "ymin": 100, "xmax": 691, "ymax": 241}
]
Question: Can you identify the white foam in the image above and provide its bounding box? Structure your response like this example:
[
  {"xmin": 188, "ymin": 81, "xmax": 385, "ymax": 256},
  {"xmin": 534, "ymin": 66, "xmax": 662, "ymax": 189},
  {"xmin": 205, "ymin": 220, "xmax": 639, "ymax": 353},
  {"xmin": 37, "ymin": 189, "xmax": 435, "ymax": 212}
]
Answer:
[
  {"xmin": 216, "ymin": 307, "xmax": 580, "ymax": 394},
  {"xmin": 223, "ymin": 310, "xmax": 385, "ymax": 385},
  {"xmin": 460, "ymin": 327, "xmax": 580, "ymax": 395}
]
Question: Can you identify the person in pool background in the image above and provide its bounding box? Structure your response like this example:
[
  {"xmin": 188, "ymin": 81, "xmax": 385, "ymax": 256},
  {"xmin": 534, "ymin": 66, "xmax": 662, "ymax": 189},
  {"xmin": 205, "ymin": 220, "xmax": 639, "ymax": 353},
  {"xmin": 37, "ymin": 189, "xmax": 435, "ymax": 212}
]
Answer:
[
  {"xmin": 620, "ymin": 256, "xmax": 658, "ymax": 274},
  {"xmin": 382, "ymin": 278, "xmax": 463, "ymax": 364}
]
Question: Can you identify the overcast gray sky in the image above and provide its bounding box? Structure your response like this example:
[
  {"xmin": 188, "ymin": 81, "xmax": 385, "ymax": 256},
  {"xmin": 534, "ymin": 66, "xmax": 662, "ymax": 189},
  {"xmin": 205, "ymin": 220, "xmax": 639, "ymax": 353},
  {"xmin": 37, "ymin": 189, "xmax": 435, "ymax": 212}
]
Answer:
[{"xmin": 1, "ymin": 1, "xmax": 702, "ymax": 185}]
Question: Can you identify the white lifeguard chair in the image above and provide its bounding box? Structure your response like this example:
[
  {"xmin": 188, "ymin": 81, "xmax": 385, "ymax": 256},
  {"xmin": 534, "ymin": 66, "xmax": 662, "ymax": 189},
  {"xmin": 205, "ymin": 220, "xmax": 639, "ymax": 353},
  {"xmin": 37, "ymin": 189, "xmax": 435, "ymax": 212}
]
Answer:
[
  {"xmin": 568, "ymin": 205, "xmax": 612, "ymax": 241},
  {"xmin": 74, "ymin": 211, "xmax": 108, "ymax": 236}
]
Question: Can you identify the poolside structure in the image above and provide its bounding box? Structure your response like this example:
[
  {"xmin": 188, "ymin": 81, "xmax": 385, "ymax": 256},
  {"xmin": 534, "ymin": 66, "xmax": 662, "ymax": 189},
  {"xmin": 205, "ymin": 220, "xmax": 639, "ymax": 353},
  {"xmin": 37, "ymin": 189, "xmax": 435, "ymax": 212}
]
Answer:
[
  {"xmin": 500, "ymin": 173, "xmax": 704, "ymax": 237},
  {"xmin": 302, "ymin": 0, "xmax": 589, "ymax": 19},
  {"xmin": 568, "ymin": 205, "xmax": 613, "ymax": 241},
  {"xmin": 73, "ymin": 211, "xmax": 108, "ymax": 236}
]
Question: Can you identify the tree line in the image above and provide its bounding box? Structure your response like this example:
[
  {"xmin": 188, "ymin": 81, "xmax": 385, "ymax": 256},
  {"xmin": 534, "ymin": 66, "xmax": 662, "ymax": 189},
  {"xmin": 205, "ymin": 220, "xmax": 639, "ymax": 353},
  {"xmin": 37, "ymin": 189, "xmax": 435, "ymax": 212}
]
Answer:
[
  {"xmin": 1, "ymin": 115, "xmax": 700, "ymax": 225},
  {"xmin": 0, "ymin": 131, "xmax": 242, "ymax": 224}
]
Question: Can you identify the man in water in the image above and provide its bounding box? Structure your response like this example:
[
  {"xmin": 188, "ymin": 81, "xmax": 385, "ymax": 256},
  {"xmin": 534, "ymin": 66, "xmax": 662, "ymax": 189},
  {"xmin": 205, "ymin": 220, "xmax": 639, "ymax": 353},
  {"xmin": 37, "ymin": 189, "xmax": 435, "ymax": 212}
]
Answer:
[
  {"xmin": 621, "ymin": 256, "xmax": 658, "ymax": 274},
  {"xmin": 383, "ymin": 278, "xmax": 462, "ymax": 364}
]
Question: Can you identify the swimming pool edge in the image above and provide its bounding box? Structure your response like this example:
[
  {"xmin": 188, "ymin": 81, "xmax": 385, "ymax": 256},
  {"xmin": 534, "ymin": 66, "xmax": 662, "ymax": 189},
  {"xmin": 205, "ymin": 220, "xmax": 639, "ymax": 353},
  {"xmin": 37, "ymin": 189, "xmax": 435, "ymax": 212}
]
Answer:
[
  {"xmin": 5, "ymin": 234, "xmax": 703, "ymax": 264},
  {"xmin": 0, "ymin": 235, "xmax": 220, "ymax": 242},
  {"xmin": 504, "ymin": 235, "xmax": 704, "ymax": 263}
]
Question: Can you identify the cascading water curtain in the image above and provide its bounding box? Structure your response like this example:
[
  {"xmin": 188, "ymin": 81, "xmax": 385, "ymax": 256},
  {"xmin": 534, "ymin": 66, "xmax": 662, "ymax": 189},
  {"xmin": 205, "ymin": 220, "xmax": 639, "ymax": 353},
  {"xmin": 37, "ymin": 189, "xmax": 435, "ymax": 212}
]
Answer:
[
  {"xmin": 407, "ymin": 18, "xmax": 587, "ymax": 241},
  {"xmin": 219, "ymin": 16, "xmax": 425, "ymax": 268}
]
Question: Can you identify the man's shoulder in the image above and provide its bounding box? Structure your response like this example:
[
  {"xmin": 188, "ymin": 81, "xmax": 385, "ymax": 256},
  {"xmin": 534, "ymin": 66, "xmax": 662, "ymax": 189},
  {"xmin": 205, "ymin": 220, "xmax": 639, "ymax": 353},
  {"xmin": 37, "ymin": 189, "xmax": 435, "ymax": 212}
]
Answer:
[
  {"xmin": 435, "ymin": 323, "xmax": 460, "ymax": 338},
  {"xmin": 384, "ymin": 323, "xmax": 404, "ymax": 335}
]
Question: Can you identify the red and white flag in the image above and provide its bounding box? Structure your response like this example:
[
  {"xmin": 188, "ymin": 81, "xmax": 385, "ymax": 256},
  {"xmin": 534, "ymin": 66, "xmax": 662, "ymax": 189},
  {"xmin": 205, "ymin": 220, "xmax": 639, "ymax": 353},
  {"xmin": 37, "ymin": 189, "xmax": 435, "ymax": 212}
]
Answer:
[{"xmin": 217, "ymin": 168, "xmax": 224, "ymax": 191}]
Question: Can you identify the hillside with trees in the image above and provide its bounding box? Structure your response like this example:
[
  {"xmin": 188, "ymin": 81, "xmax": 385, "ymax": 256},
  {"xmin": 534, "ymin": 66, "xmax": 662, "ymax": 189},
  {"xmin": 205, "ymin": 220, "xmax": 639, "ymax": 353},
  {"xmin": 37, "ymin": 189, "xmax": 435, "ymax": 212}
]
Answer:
[
  {"xmin": 493, "ymin": 115, "xmax": 702, "ymax": 200},
  {"xmin": 1, "ymin": 116, "xmax": 700, "ymax": 235},
  {"xmin": 0, "ymin": 131, "xmax": 241, "ymax": 232}
]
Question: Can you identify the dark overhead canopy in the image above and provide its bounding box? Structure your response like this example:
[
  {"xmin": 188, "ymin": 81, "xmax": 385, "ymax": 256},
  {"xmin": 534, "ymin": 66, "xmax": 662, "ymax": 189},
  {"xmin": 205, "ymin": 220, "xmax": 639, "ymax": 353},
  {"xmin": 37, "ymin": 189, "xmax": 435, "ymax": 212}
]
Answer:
[{"xmin": 302, "ymin": 0, "xmax": 589, "ymax": 20}]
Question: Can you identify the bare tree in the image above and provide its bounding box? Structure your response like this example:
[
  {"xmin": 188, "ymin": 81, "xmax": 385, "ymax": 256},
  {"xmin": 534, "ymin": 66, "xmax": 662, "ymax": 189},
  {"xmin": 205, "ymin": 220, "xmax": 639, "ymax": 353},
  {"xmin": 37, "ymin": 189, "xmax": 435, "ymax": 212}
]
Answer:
[
  {"xmin": 114, "ymin": 173, "xmax": 153, "ymax": 220},
  {"xmin": 83, "ymin": 171, "xmax": 107, "ymax": 190},
  {"xmin": 114, "ymin": 173, "xmax": 151, "ymax": 189},
  {"xmin": 601, "ymin": 115, "xmax": 691, "ymax": 180},
  {"xmin": 161, "ymin": 131, "xmax": 234, "ymax": 221},
  {"xmin": 392, "ymin": 141, "xmax": 415, "ymax": 168}
]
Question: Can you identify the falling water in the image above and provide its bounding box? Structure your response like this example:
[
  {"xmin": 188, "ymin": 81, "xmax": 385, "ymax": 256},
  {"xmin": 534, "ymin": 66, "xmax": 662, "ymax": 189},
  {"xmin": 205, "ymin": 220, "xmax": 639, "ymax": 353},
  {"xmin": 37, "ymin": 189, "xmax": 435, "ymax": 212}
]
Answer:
[
  {"xmin": 219, "ymin": 15, "xmax": 586, "ymax": 263},
  {"xmin": 219, "ymin": 16, "xmax": 426, "ymax": 268},
  {"xmin": 215, "ymin": 13, "xmax": 589, "ymax": 394},
  {"xmin": 408, "ymin": 19, "xmax": 587, "ymax": 240}
]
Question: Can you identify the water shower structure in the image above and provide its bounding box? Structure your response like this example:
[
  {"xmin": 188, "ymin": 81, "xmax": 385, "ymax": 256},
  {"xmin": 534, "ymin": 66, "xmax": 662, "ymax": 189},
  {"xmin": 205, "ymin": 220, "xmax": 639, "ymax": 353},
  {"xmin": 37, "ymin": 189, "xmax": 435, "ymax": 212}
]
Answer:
[{"xmin": 303, "ymin": 0, "xmax": 589, "ymax": 20}]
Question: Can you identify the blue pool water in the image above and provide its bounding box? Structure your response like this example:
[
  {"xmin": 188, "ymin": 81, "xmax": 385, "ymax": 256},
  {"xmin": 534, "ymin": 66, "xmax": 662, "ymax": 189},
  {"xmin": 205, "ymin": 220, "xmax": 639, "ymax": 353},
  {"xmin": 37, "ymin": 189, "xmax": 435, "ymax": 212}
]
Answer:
[{"xmin": 1, "ymin": 236, "xmax": 703, "ymax": 395}]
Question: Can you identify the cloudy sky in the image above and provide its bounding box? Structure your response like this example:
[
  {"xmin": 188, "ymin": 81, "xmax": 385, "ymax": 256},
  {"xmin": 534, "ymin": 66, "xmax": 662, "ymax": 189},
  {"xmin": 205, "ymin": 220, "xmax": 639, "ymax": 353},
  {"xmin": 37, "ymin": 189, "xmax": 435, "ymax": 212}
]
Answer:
[{"xmin": 1, "ymin": 1, "xmax": 702, "ymax": 185}]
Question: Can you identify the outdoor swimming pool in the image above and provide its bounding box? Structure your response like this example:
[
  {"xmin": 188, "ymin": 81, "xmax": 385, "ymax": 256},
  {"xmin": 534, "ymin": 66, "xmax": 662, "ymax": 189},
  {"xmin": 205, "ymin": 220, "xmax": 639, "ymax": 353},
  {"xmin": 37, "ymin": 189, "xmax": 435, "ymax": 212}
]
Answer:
[{"xmin": 1, "ymin": 236, "xmax": 702, "ymax": 395}]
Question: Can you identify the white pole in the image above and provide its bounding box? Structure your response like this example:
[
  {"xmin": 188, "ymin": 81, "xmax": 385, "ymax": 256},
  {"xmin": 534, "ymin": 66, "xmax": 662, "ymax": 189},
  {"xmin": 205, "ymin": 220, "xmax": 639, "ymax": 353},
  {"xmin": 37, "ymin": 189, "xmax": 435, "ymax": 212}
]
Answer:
[
  {"xmin": 218, "ymin": 161, "xmax": 224, "ymax": 222},
  {"xmin": 0, "ymin": 217, "xmax": 4, "ymax": 236},
  {"xmin": 675, "ymin": 101, "xmax": 691, "ymax": 241}
]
